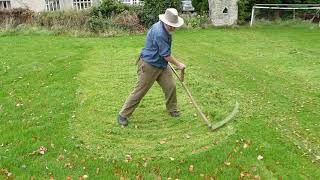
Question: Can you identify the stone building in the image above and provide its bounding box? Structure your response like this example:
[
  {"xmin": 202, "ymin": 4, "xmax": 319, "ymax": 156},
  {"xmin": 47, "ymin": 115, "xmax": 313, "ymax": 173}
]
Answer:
[
  {"xmin": 0, "ymin": 0, "xmax": 100, "ymax": 11},
  {"xmin": 0, "ymin": 0, "xmax": 140, "ymax": 12},
  {"xmin": 208, "ymin": 0, "xmax": 238, "ymax": 26}
]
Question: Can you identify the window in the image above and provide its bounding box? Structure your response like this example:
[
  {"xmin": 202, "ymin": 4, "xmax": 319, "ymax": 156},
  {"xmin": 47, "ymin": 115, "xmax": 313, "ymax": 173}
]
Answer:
[
  {"xmin": 122, "ymin": 0, "xmax": 130, "ymax": 5},
  {"xmin": 121, "ymin": 0, "xmax": 141, "ymax": 5},
  {"xmin": 73, "ymin": 0, "xmax": 92, "ymax": 10},
  {"xmin": 223, "ymin": 7, "xmax": 228, "ymax": 14},
  {"xmin": 45, "ymin": 0, "xmax": 60, "ymax": 11},
  {"xmin": 0, "ymin": 1, "xmax": 11, "ymax": 10}
]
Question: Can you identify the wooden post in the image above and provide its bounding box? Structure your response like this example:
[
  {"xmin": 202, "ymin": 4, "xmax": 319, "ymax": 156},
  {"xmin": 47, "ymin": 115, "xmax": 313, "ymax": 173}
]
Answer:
[{"xmin": 250, "ymin": 6, "xmax": 256, "ymax": 27}]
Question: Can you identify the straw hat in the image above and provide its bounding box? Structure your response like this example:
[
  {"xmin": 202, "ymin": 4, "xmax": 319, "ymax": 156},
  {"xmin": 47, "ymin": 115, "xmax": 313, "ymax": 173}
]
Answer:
[{"xmin": 159, "ymin": 8, "xmax": 184, "ymax": 28}]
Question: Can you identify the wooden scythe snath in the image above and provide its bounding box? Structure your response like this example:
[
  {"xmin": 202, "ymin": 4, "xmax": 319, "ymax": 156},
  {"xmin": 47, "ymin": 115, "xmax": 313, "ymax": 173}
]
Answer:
[{"xmin": 169, "ymin": 63, "xmax": 239, "ymax": 131}]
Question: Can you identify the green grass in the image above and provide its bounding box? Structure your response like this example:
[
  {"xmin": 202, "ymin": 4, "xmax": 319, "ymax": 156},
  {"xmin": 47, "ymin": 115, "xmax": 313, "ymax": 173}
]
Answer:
[{"xmin": 0, "ymin": 26, "xmax": 320, "ymax": 179}]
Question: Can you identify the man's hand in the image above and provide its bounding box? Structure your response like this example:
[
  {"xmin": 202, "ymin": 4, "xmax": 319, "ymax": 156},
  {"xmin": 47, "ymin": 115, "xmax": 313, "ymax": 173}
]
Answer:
[
  {"xmin": 164, "ymin": 55, "xmax": 186, "ymax": 70},
  {"xmin": 176, "ymin": 62, "xmax": 186, "ymax": 70}
]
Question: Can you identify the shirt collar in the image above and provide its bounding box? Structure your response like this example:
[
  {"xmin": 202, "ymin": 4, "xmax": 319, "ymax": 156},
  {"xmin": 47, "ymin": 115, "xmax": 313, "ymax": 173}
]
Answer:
[{"xmin": 160, "ymin": 21, "xmax": 171, "ymax": 37}]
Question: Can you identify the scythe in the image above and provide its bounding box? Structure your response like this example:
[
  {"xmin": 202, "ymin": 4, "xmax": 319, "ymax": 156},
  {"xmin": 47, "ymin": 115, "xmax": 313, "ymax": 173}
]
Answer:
[{"xmin": 169, "ymin": 63, "xmax": 239, "ymax": 131}]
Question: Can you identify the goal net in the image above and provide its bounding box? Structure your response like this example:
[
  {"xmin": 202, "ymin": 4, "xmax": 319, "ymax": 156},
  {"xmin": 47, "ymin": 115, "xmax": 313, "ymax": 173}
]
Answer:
[{"xmin": 250, "ymin": 4, "xmax": 320, "ymax": 26}]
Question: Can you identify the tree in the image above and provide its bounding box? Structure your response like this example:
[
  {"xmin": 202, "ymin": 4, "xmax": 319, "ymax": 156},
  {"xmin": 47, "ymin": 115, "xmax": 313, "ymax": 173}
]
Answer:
[
  {"xmin": 192, "ymin": 0, "xmax": 209, "ymax": 14},
  {"xmin": 139, "ymin": 0, "xmax": 182, "ymax": 27}
]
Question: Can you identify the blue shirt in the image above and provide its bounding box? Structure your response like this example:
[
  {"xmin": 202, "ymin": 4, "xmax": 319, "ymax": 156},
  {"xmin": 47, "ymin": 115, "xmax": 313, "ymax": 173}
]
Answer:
[{"xmin": 140, "ymin": 21, "xmax": 172, "ymax": 69}]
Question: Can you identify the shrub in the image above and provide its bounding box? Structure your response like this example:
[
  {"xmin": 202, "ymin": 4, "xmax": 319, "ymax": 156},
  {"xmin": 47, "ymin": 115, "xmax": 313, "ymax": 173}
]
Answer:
[
  {"xmin": 0, "ymin": 8, "xmax": 34, "ymax": 27},
  {"xmin": 192, "ymin": 0, "xmax": 209, "ymax": 15},
  {"xmin": 113, "ymin": 10, "xmax": 146, "ymax": 32},
  {"xmin": 87, "ymin": 17, "xmax": 112, "ymax": 32},
  {"xmin": 35, "ymin": 10, "xmax": 90, "ymax": 30},
  {"xmin": 139, "ymin": 0, "xmax": 182, "ymax": 27},
  {"xmin": 90, "ymin": 0, "xmax": 129, "ymax": 18},
  {"xmin": 182, "ymin": 14, "xmax": 210, "ymax": 28}
]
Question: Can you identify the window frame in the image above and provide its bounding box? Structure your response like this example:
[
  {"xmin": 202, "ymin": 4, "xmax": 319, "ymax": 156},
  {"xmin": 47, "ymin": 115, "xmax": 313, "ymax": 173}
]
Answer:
[
  {"xmin": 73, "ymin": 0, "xmax": 92, "ymax": 10},
  {"xmin": 45, "ymin": 0, "xmax": 61, "ymax": 11},
  {"xmin": 0, "ymin": 0, "xmax": 11, "ymax": 10}
]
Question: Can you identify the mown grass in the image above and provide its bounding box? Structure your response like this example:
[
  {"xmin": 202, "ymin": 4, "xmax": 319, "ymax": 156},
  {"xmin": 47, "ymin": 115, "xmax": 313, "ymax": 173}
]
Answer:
[{"xmin": 0, "ymin": 25, "xmax": 319, "ymax": 179}]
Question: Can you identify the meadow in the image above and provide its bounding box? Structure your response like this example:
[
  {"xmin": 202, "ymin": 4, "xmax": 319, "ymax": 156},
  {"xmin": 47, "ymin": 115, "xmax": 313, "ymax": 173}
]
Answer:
[{"xmin": 0, "ymin": 25, "xmax": 319, "ymax": 179}]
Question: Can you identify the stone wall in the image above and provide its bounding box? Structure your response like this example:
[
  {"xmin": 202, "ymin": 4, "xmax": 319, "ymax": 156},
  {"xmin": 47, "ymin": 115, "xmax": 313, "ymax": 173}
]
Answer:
[{"xmin": 208, "ymin": 0, "xmax": 238, "ymax": 26}]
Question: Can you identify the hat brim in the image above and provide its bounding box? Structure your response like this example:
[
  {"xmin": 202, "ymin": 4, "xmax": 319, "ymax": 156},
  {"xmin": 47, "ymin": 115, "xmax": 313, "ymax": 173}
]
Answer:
[{"xmin": 159, "ymin": 14, "xmax": 184, "ymax": 28}]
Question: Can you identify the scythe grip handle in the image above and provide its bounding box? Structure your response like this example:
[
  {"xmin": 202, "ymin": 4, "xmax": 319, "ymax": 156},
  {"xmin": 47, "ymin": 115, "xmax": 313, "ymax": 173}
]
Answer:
[{"xmin": 180, "ymin": 68, "xmax": 185, "ymax": 82}]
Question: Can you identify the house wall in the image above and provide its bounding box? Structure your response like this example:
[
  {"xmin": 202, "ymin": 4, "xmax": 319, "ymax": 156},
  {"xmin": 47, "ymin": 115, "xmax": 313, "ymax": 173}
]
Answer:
[
  {"xmin": 10, "ymin": 0, "xmax": 101, "ymax": 12},
  {"xmin": 11, "ymin": 0, "xmax": 46, "ymax": 11},
  {"xmin": 208, "ymin": 0, "xmax": 238, "ymax": 26}
]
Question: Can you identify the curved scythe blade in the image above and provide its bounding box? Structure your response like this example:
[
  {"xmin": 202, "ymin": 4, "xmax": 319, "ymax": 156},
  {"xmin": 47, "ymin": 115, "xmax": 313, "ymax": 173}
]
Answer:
[
  {"xmin": 168, "ymin": 63, "xmax": 239, "ymax": 131},
  {"xmin": 210, "ymin": 101, "xmax": 239, "ymax": 130}
]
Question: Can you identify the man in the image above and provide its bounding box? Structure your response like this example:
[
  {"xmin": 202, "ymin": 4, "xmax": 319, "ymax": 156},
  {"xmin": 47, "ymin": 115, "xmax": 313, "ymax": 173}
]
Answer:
[{"xmin": 118, "ymin": 8, "xmax": 186, "ymax": 126}]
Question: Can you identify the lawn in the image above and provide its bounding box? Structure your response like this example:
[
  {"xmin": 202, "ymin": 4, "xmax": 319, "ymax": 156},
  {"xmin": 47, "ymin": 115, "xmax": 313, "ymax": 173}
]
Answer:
[{"xmin": 0, "ymin": 26, "xmax": 319, "ymax": 179}]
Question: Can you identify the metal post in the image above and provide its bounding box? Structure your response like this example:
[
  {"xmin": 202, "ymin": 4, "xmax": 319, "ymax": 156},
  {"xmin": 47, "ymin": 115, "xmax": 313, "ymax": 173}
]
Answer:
[
  {"xmin": 293, "ymin": 9, "xmax": 296, "ymax": 20},
  {"xmin": 250, "ymin": 6, "xmax": 256, "ymax": 27}
]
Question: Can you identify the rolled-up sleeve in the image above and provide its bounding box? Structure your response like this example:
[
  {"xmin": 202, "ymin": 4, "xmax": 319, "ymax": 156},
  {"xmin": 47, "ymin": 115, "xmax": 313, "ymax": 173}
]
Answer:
[{"xmin": 155, "ymin": 35, "xmax": 171, "ymax": 58}]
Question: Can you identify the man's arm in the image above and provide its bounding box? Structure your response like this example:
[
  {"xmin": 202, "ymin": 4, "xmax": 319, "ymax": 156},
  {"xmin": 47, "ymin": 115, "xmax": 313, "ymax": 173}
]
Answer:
[{"xmin": 164, "ymin": 55, "xmax": 186, "ymax": 70}]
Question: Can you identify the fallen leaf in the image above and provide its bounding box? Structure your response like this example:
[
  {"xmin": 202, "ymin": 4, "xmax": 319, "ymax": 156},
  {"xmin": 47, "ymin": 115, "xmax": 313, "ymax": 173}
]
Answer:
[
  {"xmin": 251, "ymin": 165, "xmax": 257, "ymax": 172},
  {"xmin": 66, "ymin": 176, "xmax": 73, "ymax": 180},
  {"xmin": 1, "ymin": 169, "xmax": 13, "ymax": 179},
  {"xmin": 243, "ymin": 143, "xmax": 248, "ymax": 149},
  {"xmin": 124, "ymin": 154, "xmax": 132, "ymax": 163},
  {"xmin": 254, "ymin": 175, "xmax": 261, "ymax": 180},
  {"xmin": 257, "ymin": 155, "xmax": 263, "ymax": 161},
  {"xmin": 16, "ymin": 103, "xmax": 23, "ymax": 107},
  {"xmin": 64, "ymin": 162, "xmax": 72, "ymax": 168},
  {"xmin": 159, "ymin": 140, "xmax": 166, "ymax": 145},
  {"xmin": 202, "ymin": 146, "xmax": 209, "ymax": 150},
  {"xmin": 169, "ymin": 157, "xmax": 175, "ymax": 161},
  {"xmin": 136, "ymin": 175, "xmax": 143, "ymax": 180},
  {"xmin": 57, "ymin": 154, "xmax": 65, "ymax": 161},
  {"xmin": 39, "ymin": 146, "xmax": 48, "ymax": 155},
  {"xmin": 188, "ymin": 165, "xmax": 194, "ymax": 172},
  {"xmin": 185, "ymin": 135, "xmax": 191, "ymax": 139},
  {"xmin": 224, "ymin": 161, "xmax": 231, "ymax": 166},
  {"xmin": 7, "ymin": 172, "xmax": 13, "ymax": 178},
  {"xmin": 125, "ymin": 154, "xmax": 132, "ymax": 160},
  {"xmin": 240, "ymin": 172, "xmax": 251, "ymax": 178}
]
